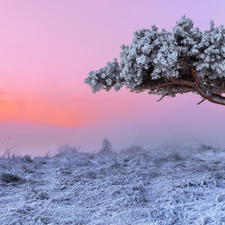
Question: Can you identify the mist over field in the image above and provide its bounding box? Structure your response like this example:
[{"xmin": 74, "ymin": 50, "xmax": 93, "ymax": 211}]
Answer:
[{"xmin": 0, "ymin": 110, "xmax": 224, "ymax": 158}]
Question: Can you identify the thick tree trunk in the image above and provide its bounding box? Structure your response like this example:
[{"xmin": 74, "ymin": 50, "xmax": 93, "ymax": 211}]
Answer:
[
  {"xmin": 140, "ymin": 67, "xmax": 225, "ymax": 106},
  {"xmin": 190, "ymin": 68, "xmax": 225, "ymax": 106},
  {"xmin": 167, "ymin": 68, "xmax": 225, "ymax": 106}
]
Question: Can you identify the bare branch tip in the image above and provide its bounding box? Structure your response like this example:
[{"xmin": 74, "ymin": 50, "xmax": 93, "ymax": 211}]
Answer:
[
  {"xmin": 197, "ymin": 98, "xmax": 206, "ymax": 105},
  {"xmin": 157, "ymin": 94, "xmax": 168, "ymax": 102}
]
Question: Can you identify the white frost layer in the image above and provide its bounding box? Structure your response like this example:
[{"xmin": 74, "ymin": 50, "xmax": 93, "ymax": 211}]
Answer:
[{"xmin": 1, "ymin": 146, "xmax": 225, "ymax": 224}]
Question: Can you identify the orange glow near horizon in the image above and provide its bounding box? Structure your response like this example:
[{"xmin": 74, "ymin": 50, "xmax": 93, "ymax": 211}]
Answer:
[
  {"xmin": 0, "ymin": 95, "xmax": 97, "ymax": 127},
  {"xmin": 0, "ymin": 86, "xmax": 139, "ymax": 127}
]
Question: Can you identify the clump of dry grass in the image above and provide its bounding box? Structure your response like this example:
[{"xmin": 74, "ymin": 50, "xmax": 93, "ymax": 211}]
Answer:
[
  {"xmin": 0, "ymin": 135, "xmax": 20, "ymax": 159},
  {"xmin": 194, "ymin": 138, "xmax": 215, "ymax": 151}
]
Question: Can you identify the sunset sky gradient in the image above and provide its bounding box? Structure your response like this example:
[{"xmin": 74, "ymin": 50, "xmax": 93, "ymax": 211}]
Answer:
[{"xmin": 1, "ymin": 0, "xmax": 225, "ymax": 156}]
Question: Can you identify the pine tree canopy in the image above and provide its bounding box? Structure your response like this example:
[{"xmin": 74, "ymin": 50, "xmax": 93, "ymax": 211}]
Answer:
[{"xmin": 85, "ymin": 16, "xmax": 225, "ymax": 106}]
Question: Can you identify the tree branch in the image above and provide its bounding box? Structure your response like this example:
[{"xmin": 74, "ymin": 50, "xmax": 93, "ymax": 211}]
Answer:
[
  {"xmin": 139, "ymin": 67, "xmax": 225, "ymax": 106},
  {"xmin": 169, "ymin": 76, "xmax": 196, "ymax": 88}
]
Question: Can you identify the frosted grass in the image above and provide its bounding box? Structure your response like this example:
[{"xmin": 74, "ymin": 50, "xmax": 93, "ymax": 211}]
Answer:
[{"xmin": 1, "ymin": 140, "xmax": 225, "ymax": 224}]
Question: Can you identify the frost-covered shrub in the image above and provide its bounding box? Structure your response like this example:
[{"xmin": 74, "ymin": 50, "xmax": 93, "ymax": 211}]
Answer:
[
  {"xmin": 22, "ymin": 154, "xmax": 33, "ymax": 163},
  {"xmin": 55, "ymin": 144, "xmax": 81, "ymax": 157},
  {"xmin": 97, "ymin": 139, "xmax": 117, "ymax": 159},
  {"xmin": 21, "ymin": 165, "xmax": 35, "ymax": 173},
  {"xmin": 169, "ymin": 151, "xmax": 183, "ymax": 161},
  {"xmin": 119, "ymin": 145, "xmax": 144, "ymax": 159},
  {"xmin": 0, "ymin": 173, "xmax": 22, "ymax": 183},
  {"xmin": 102, "ymin": 138, "xmax": 112, "ymax": 151},
  {"xmin": 194, "ymin": 139, "xmax": 215, "ymax": 152}
]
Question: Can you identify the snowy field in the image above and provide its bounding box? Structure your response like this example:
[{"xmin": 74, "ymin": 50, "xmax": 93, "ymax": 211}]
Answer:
[{"xmin": 1, "ymin": 140, "xmax": 225, "ymax": 225}]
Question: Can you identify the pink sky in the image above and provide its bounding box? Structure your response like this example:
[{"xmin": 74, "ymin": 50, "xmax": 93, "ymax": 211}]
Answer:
[{"xmin": 1, "ymin": 0, "xmax": 225, "ymax": 156}]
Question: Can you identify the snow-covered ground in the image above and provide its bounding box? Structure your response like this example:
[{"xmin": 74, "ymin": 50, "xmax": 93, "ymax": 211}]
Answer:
[{"xmin": 1, "ymin": 141, "xmax": 225, "ymax": 225}]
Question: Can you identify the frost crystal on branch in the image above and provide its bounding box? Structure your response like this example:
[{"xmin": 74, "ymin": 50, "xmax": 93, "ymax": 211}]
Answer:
[{"xmin": 85, "ymin": 15, "xmax": 225, "ymax": 106}]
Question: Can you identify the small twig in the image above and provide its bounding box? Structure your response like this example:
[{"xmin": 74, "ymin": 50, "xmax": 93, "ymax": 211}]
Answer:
[
  {"xmin": 133, "ymin": 134, "xmax": 140, "ymax": 147},
  {"xmin": 197, "ymin": 98, "xmax": 206, "ymax": 105},
  {"xmin": 157, "ymin": 94, "xmax": 169, "ymax": 102}
]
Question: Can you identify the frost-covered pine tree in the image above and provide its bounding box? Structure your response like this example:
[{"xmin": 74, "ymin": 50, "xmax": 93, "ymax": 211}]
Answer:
[{"xmin": 85, "ymin": 16, "xmax": 225, "ymax": 106}]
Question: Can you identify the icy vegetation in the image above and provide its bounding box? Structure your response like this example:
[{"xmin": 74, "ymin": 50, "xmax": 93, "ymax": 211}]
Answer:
[
  {"xmin": 1, "ymin": 140, "xmax": 225, "ymax": 224},
  {"xmin": 85, "ymin": 16, "xmax": 225, "ymax": 94},
  {"xmin": 85, "ymin": 15, "xmax": 225, "ymax": 106}
]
